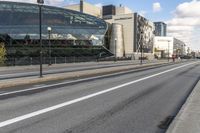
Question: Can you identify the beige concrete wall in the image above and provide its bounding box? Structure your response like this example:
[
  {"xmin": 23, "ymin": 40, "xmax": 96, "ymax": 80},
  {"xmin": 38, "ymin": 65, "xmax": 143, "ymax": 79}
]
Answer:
[
  {"xmin": 64, "ymin": 2, "xmax": 102, "ymax": 18},
  {"xmin": 64, "ymin": 4, "xmax": 80, "ymax": 12},
  {"xmin": 83, "ymin": 2, "xmax": 102, "ymax": 18},
  {"xmin": 112, "ymin": 14, "xmax": 134, "ymax": 56},
  {"xmin": 116, "ymin": 7, "xmax": 132, "ymax": 15}
]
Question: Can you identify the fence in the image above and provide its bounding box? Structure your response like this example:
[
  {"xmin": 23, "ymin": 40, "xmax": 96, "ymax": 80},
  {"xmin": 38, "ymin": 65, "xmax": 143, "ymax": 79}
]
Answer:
[{"xmin": 5, "ymin": 56, "xmax": 132, "ymax": 66}]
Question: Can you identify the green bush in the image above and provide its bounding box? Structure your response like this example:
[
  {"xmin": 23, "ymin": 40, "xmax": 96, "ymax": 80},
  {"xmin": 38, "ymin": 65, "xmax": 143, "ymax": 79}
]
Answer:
[{"xmin": 0, "ymin": 43, "xmax": 6, "ymax": 65}]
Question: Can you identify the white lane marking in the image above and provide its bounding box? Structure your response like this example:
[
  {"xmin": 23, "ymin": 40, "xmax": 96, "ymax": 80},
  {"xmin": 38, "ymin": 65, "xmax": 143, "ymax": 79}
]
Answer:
[
  {"xmin": 0, "ymin": 62, "xmax": 163, "ymax": 96},
  {"xmin": 0, "ymin": 62, "xmax": 197, "ymax": 128}
]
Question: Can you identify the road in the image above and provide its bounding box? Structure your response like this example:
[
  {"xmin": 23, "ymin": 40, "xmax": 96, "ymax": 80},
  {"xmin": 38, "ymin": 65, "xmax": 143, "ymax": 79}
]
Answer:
[
  {"xmin": 0, "ymin": 60, "xmax": 157, "ymax": 80},
  {"xmin": 0, "ymin": 61, "xmax": 199, "ymax": 133}
]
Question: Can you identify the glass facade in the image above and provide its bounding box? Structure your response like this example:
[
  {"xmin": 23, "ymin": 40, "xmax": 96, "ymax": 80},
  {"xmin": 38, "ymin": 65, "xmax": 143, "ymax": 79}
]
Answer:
[
  {"xmin": 0, "ymin": 1, "xmax": 108, "ymax": 46},
  {"xmin": 154, "ymin": 22, "xmax": 167, "ymax": 37}
]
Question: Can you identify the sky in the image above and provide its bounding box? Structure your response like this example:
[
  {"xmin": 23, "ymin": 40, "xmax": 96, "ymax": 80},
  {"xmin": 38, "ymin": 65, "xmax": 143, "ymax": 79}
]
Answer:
[{"xmin": 1, "ymin": 0, "xmax": 200, "ymax": 51}]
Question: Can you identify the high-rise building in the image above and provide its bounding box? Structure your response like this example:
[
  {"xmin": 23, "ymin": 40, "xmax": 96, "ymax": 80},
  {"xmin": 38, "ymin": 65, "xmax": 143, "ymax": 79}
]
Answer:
[{"xmin": 154, "ymin": 22, "xmax": 167, "ymax": 36}]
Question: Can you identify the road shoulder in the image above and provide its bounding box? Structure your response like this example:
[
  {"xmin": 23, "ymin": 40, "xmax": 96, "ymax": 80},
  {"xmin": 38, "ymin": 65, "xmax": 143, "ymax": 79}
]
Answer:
[{"xmin": 167, "ymin": 79, "xmax": 200, "ymax": 133}]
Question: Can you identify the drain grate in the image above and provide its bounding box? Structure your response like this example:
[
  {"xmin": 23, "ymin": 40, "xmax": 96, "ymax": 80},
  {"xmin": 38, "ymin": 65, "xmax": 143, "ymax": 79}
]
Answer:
[{"xmin": 158, "ymin": 116, "xmax": 175, "ymax": 129}]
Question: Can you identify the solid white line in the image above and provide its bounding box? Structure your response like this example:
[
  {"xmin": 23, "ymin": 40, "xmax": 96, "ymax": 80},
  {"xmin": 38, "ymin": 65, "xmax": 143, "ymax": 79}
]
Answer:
[{"xmin": 0, "ymin": 62, "xmax": 197, "ymax": 128}]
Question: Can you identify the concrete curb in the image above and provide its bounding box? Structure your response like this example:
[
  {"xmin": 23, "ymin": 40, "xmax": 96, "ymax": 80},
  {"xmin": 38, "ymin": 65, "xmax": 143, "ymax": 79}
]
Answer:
[
  {"xmin": 166, "ymin": 80, "xmax": 200, "ymax": 133},
  {"xmin": 0, "ymin": 61, "xmax": 181, "ymax": 89}
]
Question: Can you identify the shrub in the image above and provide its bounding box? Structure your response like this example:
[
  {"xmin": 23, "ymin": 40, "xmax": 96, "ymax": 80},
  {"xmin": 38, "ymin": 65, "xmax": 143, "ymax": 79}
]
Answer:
[{"xmin": 0, "ymin": 43, "xmax": 6, "ymax": 65}]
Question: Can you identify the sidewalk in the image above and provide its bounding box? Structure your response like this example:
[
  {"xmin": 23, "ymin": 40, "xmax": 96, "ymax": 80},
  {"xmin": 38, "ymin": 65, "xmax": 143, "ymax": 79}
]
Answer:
[{"xmin": 167, "ymin": 80, "xmax": 200, "ymax": 133}]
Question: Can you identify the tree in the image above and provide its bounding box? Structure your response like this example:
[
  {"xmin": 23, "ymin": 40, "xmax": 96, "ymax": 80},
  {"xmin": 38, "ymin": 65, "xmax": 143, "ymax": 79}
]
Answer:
[{"xmin": 0, "ymin": 43, "xmax": 6, "ymax": 65}]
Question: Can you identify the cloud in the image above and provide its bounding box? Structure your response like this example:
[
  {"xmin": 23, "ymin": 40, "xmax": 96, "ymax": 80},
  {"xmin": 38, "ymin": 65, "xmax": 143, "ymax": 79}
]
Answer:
[
  {"xmin": 166, "ymin": 0, "xmax": 200, "ymax": 50},
  {"xmin": 153, "ymin": 2, "xmax": 162, "ymax": 12}
]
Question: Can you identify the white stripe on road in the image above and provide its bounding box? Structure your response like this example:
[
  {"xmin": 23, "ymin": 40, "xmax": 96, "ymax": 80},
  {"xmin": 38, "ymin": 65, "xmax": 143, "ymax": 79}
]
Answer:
[{"xmin": 0, "ymin": 62, "xmax": 197, "ymax": 128}]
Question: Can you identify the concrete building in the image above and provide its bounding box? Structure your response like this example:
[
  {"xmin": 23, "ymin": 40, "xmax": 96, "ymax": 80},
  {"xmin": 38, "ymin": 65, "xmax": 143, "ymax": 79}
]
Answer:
[
  {"xmin": 116, "ymin": 5, "xmax": 132, "ymax": 15},
  {"xmin": 64, "ymin": 0, "xmax": 102, "ymax": 18},
  {"xmin": 102, "ymin": 5, "xmax": 116, "ymax": 19},
  {"xmin": 154, "ymin": 36, "xmax": 186, "ymax": 58},
  {"xmin": 154, "ymin": 22, "xmax": 167, "ymax": 36},
  {"xmin": 106, "ymin": 13, "xmax": 155, "ymax": 58}
]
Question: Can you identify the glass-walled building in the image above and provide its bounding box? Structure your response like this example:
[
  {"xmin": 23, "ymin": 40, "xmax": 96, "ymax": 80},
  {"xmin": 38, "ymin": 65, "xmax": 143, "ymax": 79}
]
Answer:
[
  {"xmin": 154, "ymin": 22, "xmax": 167, "ymax": 36},
  {"xmin": 0, "ymin": 1, "xmax": 108, "ymax": 46},
  {"xmin": 0, "ymin": 1, "xmax": 110, "ymax": 65}
]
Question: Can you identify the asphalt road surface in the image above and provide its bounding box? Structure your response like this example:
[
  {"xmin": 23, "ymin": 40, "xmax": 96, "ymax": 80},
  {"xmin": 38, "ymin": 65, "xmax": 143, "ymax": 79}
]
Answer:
[{"xmin": 0, "ymin": 61, "xmax": 199, "ymax": 133}]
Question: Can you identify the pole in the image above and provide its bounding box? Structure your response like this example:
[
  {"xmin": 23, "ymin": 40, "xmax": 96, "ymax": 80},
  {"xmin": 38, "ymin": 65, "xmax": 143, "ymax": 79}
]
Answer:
[
  {"xmin": 140, "ymin": 34, "xmax": 143, "ymax": 65},
  {"xmin": 39, "ymin": 4, "xmax": 43, "ymax": 78},
  {"xmin": 48, "ymin": 30, "xmax": 51, "ymax": 65},
  {"xmin": 168, "ymin": 41, "xmax": 170, "ymax": 62},
  {"xmin": 115, "ymin": 39, "xmax": 116, "ymax": 62}
]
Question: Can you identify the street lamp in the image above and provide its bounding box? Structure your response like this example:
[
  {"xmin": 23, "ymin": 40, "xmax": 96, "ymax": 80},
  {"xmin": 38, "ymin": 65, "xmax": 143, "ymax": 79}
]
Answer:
[
  {"xmin": 114, "ymin": 38, "xmax": 117, "ymax": 62},
  {"xmin": 37, "ymin": 0, "xmax": 44, "ymax": 78},
  {"xmin": 47, "ymin": 27, "xmax": 52, "ymax": 66},
  {"xmin": 167, "ymin": 40, "xmax": 170, "ymax": 62},
  {"xmin": 140, "ymin": 31, "xmax": 144, "ymax": 65}
]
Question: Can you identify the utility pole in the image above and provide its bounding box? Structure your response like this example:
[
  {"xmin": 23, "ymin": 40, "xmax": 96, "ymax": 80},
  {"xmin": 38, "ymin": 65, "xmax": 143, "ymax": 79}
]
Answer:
[{"xmin": 37, "ymin": 0, "xmax": 44, "ymax": 78}]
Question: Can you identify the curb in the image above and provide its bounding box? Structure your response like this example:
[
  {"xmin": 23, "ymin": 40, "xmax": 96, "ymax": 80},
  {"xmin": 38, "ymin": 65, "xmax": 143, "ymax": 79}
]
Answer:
[
  {"xmin": 166, "ymin": 79, "xmax": 200, "ymax": 133},
  {"xmin": 0, "ymin": 61, "xmax": 181, "ymax": 89}
]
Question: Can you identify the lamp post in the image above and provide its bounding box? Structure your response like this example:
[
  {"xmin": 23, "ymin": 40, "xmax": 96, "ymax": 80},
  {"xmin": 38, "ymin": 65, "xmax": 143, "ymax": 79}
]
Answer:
[
  {"xmin": 168, "ymin": 40, "xmax": 170, "ymax": 62},
  {"xmin": 114, "ymin": 38, "xmax": 117, "ymax": 62},
  {"xmin": 140, "ymin": 31, "xmax": 144, "ymax": 65},
  {"xmin": 37, "ymin": 0, "xmax": 44, "ymax": 78},
  {"xmin": 47, "ymin": 27, "xmax": 52, "ymax": 66}
]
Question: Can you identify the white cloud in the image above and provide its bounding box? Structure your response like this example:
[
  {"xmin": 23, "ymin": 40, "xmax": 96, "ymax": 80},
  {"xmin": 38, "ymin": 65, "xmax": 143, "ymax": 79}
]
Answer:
[
  {"xmin": 153, "ymin": 2, "xmax": 162, "ymax": 12},
  {"xmin": 166, "ymin": 0, "xmax": 200, "ymax": 50}
]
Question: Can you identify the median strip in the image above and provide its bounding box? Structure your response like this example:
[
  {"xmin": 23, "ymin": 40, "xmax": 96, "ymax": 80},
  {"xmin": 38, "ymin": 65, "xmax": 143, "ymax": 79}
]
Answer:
[{"xmin": 0, "ymin": 61, "xmax": 182, "ymax": 89}]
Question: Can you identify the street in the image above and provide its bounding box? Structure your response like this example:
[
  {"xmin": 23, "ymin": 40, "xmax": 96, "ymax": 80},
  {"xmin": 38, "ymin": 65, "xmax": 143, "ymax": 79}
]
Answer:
[{"xmin": 0, "ymin": 61, "xmax": 199, "ymax": 133}]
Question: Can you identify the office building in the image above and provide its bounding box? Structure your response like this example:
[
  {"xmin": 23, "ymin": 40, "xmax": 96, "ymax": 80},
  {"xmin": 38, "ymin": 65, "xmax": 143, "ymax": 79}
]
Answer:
[
  {"xmin": 106, "ymin": 13, "xmax": 155, "ymax": 58},
  {"xmin": 154, "ymin": 36, "xmax": 186, "ymax": 58},
  {"xmin": 154, "ymin": 22, "xmax": 167, "ymax": 36}
]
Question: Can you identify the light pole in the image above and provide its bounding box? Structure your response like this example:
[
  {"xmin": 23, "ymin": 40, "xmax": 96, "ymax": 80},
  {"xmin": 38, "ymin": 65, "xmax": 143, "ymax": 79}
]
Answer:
[
  {"xmin": 37, "ymin": 0, "xmax": 44, "ymax": 78},
  {"xmin": 140, "ymin": 32, "xmax": 144, "ymax": 65},
  {"xmin": 168, "ymin": 40, "xmax": 170, "ymax": 62},
  {"xmin": 47, "ymin": 27, "xmax": 52, "ymax": 66},
  {"xmin": 114, "ymin": 38, "xmax": 117, "ymax": 62}
]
